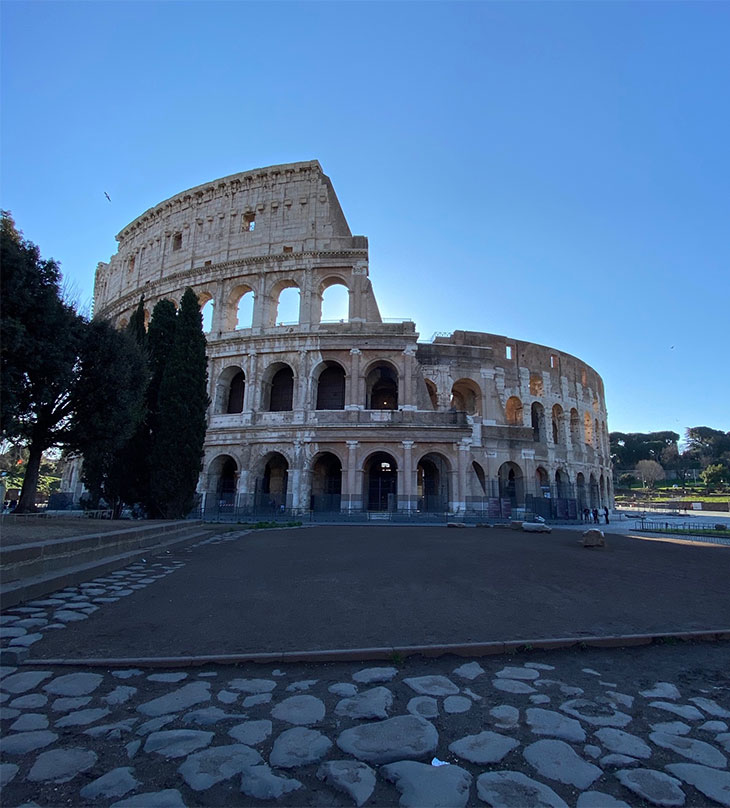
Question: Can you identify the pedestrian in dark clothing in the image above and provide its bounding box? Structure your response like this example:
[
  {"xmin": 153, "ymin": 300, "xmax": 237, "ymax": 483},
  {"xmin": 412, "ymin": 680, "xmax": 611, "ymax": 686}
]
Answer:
[
  {"xmin": 583, "ymin": 508, "xmax": 590, "ymax": 523},
  {"xmin": 604, "ymin": 506, "xmax": 609, "ymax": 524},
  {"xmin": 592, "ymin": 508, "xmax": 599, "ymax": 524}
]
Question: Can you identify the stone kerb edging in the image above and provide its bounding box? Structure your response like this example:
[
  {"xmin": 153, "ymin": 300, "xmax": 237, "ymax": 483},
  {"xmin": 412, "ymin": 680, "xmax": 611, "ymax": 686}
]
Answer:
[{"xmin": 25, "ymin": 629, "xmax": 730, "ymax": 669}]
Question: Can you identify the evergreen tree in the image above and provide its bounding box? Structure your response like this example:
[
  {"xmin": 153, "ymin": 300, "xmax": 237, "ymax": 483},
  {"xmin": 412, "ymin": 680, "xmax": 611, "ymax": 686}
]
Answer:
[
  {"xmin": 149, "ymin": 289, "xmax": 209, "ymax": 518},
  {"xmin": 73, "ymin": 319, "xmax": 147, "ymax": 511}
]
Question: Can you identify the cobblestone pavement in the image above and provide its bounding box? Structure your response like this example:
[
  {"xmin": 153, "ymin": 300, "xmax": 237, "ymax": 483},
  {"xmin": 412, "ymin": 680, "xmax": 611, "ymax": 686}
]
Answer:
[{"xmin": 1, "ymin": 531, "xmax": 729, "ymax": 807}]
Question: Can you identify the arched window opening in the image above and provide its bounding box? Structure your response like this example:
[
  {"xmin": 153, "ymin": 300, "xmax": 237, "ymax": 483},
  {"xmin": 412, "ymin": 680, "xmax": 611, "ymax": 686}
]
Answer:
[
  {"xmin": 201, "ymin": 299, "xmax": 214, "ymax": 333},
  {"xmin": 450, "ymin": 379, "xmax": 482, "ymax": 416},
  {"xmin": 552, "ymin": 404, "xmax": 564, "ymax": 445},
  {"xmin": 555, "ymin": 469, "xmax": 570, "ymax": 499},
  {"xmin": 531, "ymin": 402, "xmax": 546, "ymax": 442},
  {"xmin": 227, "ymin": 371, "xmax": 245, "ymax": 414},
  {"xmin": 268, "ymin": 366, "xmax": 294, "ymax": 411},
  {"xmin": 417, "ymin": 453, "xmax": 450, "ymax": 512},
  {"xmin": 472, "ymin": 461, "xmax": 487, "ymax": 496},
  {"xmin": 276, "ymin": 286, "xmax": 300, "ymax": 325},
  {"xmin": 315, "ymin": 362, "xmax": 346, "ymax": 410},
  {"xmin": 425, "ymin": 380, "xmax": 438, "ymax": 411},
  {"xmin": 505, "ymin": 396, "xmax": 523, "ymax": 426},
  {"xmin": 257, "ymin": 453, "xmax": 289, "ymax": 510},
  {"xmin": 576, "ymin": 472, "xmax": 587, "ymax": 512},
  {"xmin": 570, "ymin": 408, "xmax": 581, "ymax": 447},
  {"xmin": 364, "ymin": 452, "xmax": 398, "ymax": 512},
  {"xmin": 236, "ymin": 291, "xmax": 254, "ymax": 329},
  {"xmin": 535, "ymin": 467, "xmax": 549, "ymax": 497},
  {"xmin": 218, "ymin": 457, "xmax": 237, "ymax": 503},
  {"xmin": 311, "ymin": 453, "xmax": 342, "ymax": 512},
  {"xmin": 529, "ymin": 373, "xmax": 544, "ymax": 396},
  {"xmin": 366, "ymin": 364, "xmax": 398, "ymax": 410},
  {"xmin": 320, "ymin": 283, "xmax": 349, "ymax": 322},
  {"xmin": 584, "ymin": 412, "xmax": 593, "ymax": 445},
  {"xmin": 498, "ymin": 462, "xmax": 524, "ymax": 505}
]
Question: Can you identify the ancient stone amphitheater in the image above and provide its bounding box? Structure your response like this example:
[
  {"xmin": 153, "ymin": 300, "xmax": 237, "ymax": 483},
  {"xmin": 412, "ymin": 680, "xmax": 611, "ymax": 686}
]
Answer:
[{"xmin": 92, "ymin": 160, "xmax": 612, "ymax": 519}]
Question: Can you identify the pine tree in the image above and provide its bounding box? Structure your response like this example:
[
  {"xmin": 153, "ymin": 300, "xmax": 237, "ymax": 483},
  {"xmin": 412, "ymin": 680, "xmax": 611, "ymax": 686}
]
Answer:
[{"xmin": 149, "ymin": 289, "xmax": 209, "ymax": 518}]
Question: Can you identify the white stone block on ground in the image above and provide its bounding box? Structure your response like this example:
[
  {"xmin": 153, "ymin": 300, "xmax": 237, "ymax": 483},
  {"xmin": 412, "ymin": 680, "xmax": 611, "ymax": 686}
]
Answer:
[
  {"xmin": 382, "ymin": 760, "xmax": 472, "ymax": 808},
  {"xmin": 615, "ymin": 768, "xmax": 686, "ymax": 807},
  {"xmin": 524, "ymin": 739, "xmax": 602, "ymax": 789},
  {"xmin": 449, "ymin": 730, "xmax": 519, "ymax": 764},
  {"xmin": 476, "ymin": 771, "xmax": 568, "ymax": 808},
  {"xmin": 666, "ymin": 763, "xmax": 730, "ymax": 807},
  {"xmin": 317, "ymin": 760, "xmax": 376, "ymax": 808}
]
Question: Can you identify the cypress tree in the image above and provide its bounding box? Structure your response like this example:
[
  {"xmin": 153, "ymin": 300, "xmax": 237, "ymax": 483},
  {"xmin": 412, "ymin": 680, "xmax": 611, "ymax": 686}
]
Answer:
[{"xmin": 149, "ymin": 289, "xmax": 208, "ymax": 518}]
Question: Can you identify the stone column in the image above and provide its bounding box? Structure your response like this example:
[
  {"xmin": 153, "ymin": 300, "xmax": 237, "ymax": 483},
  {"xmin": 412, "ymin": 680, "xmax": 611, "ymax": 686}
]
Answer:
[
  {"xmin": 401, "ymin": 440, "xmax": 415, "ymax": 511},
  {"xmin": 456, "ymin": 440, "xmax": 470, "ymax": 513},
  {"xmin": 210, "ymin": 280, "xmax": 226, "ymax": 334},
  {"xmin": 401, "ymin": 346, "xmax": 417, "ymax": 410},
  {"xmin": 294, "ymin": 349, "xmax": 308, "ymax": 422},
  {"xmin": 346, "ymin": 348, "xmax": 363, "ymax": 409},
  {"xmin": 251, "ymin": 276, "xmax": 269, "ymax": 330},
  {"xmin": 349, "ymin": 262, "xmax": 368, "ymax": 322},
  {"xmin": 344, "ymin": 440, "xmax": 361, "ymax": 511},
  {"xmin": 243, "ymin": 352, "xmax": 258, "ymax": 413}
]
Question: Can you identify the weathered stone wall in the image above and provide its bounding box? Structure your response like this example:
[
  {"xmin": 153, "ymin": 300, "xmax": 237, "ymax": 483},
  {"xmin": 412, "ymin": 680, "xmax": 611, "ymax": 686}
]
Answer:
[{"xmin": 91, "ymin": 161, "xmax": 612, "ymax": 517}]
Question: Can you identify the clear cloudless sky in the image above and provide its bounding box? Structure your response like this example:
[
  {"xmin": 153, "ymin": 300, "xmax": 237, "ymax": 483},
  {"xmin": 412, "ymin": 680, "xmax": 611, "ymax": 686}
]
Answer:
[{"xmin": 2, "ymin": 1, "xmax": 728, "ymax": 440}]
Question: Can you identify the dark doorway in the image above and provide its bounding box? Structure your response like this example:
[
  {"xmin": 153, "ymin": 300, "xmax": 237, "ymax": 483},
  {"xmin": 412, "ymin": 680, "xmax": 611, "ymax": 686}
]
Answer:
[
  {"xmin": 269, "ymin": 367, "xmax": 294, "ymax": 411},
  {"xmin": 227, "ymin": 371, "xmax": 245, "ymax": 413},
  {"xmin": 365, "ymin": 452, "xmax": 398, "ymax": 511},
  {"xmin": 417, "ymin": 454, "xmax": 450, "ymax": 511},
  {"xmin": 311, "ymin": 453, "xmax": 342, "ymax": 511},
  {"xmin": 366, "ymin": 365, "xmax": 398, "ymax": 410}
]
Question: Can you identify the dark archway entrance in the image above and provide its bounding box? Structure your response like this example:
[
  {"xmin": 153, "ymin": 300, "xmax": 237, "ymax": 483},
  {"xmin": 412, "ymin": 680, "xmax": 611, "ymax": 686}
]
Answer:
[
  {"xmin": 256, "ymin": 453, "xmax": 289, "ymax": 510},
  {"xmin": 365, "ymin": 452, "xmax": 398, "ymax": 511},
  {"xmin": 417, "ymin": 453, "xmax": 450, "ymax": 512},
  {"xmin": 498, "ymin": 462, "xmax": 524, "ymax": 505},
  {"xmin": 366, "ymin": 365, "xmax": 398, "ymax": 410},
  {"xmin": 311, "ymin": 453, "xmax": 342, "ymax": 512},
  {"xmin": 315, "ymin": 363, "xmax": 346, "ymax": 410}
]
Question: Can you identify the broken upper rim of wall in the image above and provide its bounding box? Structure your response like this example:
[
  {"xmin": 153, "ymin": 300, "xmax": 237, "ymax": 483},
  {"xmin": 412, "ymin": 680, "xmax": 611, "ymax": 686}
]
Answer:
[{"xmin": 113, "ymin": 160, "xmax": 354, "ymax": 245}]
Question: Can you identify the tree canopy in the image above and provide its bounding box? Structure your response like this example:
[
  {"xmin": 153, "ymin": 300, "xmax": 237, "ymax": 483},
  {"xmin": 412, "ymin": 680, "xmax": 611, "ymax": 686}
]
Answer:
[{"xmin": 609, "ymin": 431, "xmax": 679, "ymax": 469}]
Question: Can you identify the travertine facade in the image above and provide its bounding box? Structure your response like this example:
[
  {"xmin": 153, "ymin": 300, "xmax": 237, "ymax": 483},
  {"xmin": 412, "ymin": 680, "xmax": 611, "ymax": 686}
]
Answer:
[{"xmin": 93, "ymin": 161, "xmax": 612, "ymax": 518}]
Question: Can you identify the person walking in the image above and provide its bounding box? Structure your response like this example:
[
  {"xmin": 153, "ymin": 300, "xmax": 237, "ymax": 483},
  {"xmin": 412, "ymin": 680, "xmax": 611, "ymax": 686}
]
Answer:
[
  {"xmin": 604, "ymin": 506, "xmax": 610, "ymax": 524},
  {"xmin": 592, "ymin": 508, "xmax": 599, "ymax": 524}
]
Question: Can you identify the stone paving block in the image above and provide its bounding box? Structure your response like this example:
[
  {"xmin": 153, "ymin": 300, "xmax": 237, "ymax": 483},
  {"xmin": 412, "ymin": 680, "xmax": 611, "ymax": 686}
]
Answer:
[
  {"xmin": 666, "ymin": 763, "xmax": 730, "ymax": 808},
  {"xmin": 110, "ymin": 788, "xmax": 186, "ymax": 807},
  {"xmin": 79, "ymin": 767, "xmax": 140, "ymax": 800},
  {"xmin": 404, "ymin": 675, "xmax": 459, "ymax": 696},
  {"xmin": 240, "ymin": 764, "xmax": 302, "ymax": 800},
  {"xmin": 271, "ymin": 694, "xmax": 326, "ymax": 726},
  {"xmin": 317, "ymin": 760, "xmax": 376, "ymax": 807},
  {"xmin": 144, "ymin": 729, "xmax": 214, "ymax": 758},
  {"xmin": 270, "ymin": 727, "xmax": 332, "ymax": 768},
  {"xmin": 524, "ymin": 739, "xmax": 602, "ymax": 789},
  {"xmin": 178, "ymin": 744, "xmax": 262, "ymax": 790},
  {"xmin": 43, "ymin": 673, "xmax": 103, "ymax": 697},
  {"xmin": 476, "ymin": 770, "xmax": 569, "ymax": 808},
  {"xmin": 137, "ymin": 681, "xmax": 210, "ymax": 717},
  {"xmin": 229, "ymin": 719, "xmax": 272, "ymax": 746},
  {"xmin": 382, "ymin": 760, "xmax": 473, "ymax": 808},
  {"xmin": 449, "ymin": 730, "xmax": 520, "ymax": 764},
  {"xmin": 336, "ymin": 715, "xmax": 438, "ymax": 764},
  {"xmin": 27, "ymin": 748, "xmax": 97, "ymax": 783},
  {"xmin": 615, "ymin": 768, "xmax": 686, "ymax": 807}
]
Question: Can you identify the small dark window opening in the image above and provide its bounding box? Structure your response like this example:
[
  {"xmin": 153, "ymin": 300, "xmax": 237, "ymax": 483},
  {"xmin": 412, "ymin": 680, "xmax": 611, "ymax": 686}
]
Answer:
[
  {"xmin": 269, "ymin": 367, "xmax": 294, "ymax": 412},
  {"xmin": 242, "ymin": 212, "xmax": 255, "ymax": 232},
  {"xmin": 283, "ymin": 246, "xmax": 293, "ymax": 253},
  {"xmin": 226, "ymin": 372, "xmax": 245, "ymax": 413},
  {"xmin": 172, "ymin": 232, "xmax": 182, "ymax": 251}
]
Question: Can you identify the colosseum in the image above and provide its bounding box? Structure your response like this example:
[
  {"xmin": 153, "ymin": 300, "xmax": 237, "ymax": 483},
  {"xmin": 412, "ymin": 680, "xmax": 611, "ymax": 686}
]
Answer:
[{"xmin": 91, "ymin": 160, "xmax": 612, "ymax": 520}]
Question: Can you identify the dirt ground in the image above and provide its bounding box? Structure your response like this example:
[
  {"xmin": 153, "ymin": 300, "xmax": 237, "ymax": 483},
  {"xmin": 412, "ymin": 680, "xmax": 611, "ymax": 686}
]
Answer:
[{"xmin": 0, "ymin": 516, "xmax": 179, "ymax": 546}]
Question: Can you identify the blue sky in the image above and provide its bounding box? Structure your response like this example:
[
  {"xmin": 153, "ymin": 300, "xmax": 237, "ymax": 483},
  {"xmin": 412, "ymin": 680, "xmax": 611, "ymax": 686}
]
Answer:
[{"xmin": 2, "ymin": 1, "xmax": 728, "ymax": 439}]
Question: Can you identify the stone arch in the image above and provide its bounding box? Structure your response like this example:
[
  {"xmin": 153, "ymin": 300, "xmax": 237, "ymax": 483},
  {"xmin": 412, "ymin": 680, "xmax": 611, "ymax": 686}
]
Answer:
[
  {"xmin": 314, "ymin": 361, "xmax": 346, "ymax": 410},
  {"xmin": 268, "ymin": 279, "xmax": 300, "ymax": 326},
  {"xmin": 570, "ymin": 408, "xmax": 581, "ymax": 447},
  {"xmin": 196, "ymin": 290, "xmax": 215, "ymax": 334},
  {"xmin": 472, "ymin": 461, "xmax": 488, "ymax": 496},
  {"xmin": 207, "ymin": 454, "xmax": 238, "ymax": 505},
  {"xmin": 498, "ymin": 461, "xmax": 524, "ymax": 504},
  {"xmin": 363, "ymin": 451, "xmax": 398, "ymax": 511},
  {"xmin": 450, "ymin": 378, "xmax": 482, "ymax": 416},
  {"xmin": 424, "ymin": 379, "xmax": 438, "ymax": 411},
  {"xmin": 531, "ymin": 402, "xmax": 546, "ymax": 442},
  {"xmin": 318, "ymin": 276, "xmax": 351, "ymax": 323},
  {"xmin": 529, "ymin": 373, "xmax": 544, "ymax": 396},
  {"xmin": 310, "ymin": 451, "xmax": 343, "ymax": 512},
  {"xmin": 505, "ymin": 396, "xmax": 523, "ymax": 426},
  {"xmin": 417, "ymin": 452, "xmax": 451, "ymax": 512},
  {"xmin": 261, "ymin": 362, "xmax": 295, "ymax": 412},
  {"xmin": 552, "ymin": 404, "xmax": 564, "ymax": 445},
  {"xmin": 254, "ymin": 451, "xmax": 289, "ymax": 510},
  {"xmin": 584, "ymin": 412, "xmax": 594, "ymax": 445},
  {"xmin": 214, "ymin": 365, "xmax": 245, "ymax": 414},
  {"xmin": 555, "ymin": 468, "xmax": 571, "ymax": 499},
  {"xmin": 227, "ymin": 283, "xmax": 255, "ymax": 331},
  {"xmin": 365, "ymin": 361, "xmax": 399, "ymax": 410},
  {"xmin": 535, "ymin": 466, "xmax": 549, "ymax": 495}
]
